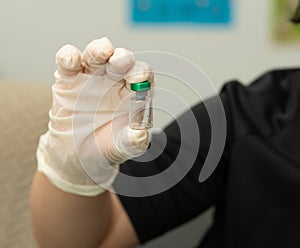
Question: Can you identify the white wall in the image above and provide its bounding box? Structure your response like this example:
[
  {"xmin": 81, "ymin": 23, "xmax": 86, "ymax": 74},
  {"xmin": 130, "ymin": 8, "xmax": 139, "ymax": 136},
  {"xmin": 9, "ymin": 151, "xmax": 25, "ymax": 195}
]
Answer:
[{"xmin": 0, "ymin": 0, "xmax": 299, "ymax": 86}]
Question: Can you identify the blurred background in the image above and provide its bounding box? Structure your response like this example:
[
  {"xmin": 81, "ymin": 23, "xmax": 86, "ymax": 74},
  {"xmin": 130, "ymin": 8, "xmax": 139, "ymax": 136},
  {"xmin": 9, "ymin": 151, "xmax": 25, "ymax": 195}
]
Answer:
[
  {"xmin": 0, "ymin": 0, "xmax": 299, "ymax": 87},
  {"xmin": 0, "ymin": 0, "xmax": 299, "ymax": 247}
]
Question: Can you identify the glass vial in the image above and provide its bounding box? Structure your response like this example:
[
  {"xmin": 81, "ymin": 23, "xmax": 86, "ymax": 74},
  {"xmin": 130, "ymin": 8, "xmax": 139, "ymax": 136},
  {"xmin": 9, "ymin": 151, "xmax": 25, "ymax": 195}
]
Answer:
[{"xmin": 129, "ymin": 81, "xmax": 153, "ymax": 130}]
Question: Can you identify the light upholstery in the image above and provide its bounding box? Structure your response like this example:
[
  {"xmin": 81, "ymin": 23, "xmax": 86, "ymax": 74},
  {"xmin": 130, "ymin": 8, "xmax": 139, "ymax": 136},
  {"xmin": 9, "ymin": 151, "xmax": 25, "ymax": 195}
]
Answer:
[{"xmin": 0, "ymin": 82, "xmax": 51, "ymax": 248}]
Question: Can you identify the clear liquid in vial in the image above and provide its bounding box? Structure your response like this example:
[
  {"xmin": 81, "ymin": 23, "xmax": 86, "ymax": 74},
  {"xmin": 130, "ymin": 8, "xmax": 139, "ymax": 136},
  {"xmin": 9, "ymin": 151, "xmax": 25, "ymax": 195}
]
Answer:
[{"xmin": 129, "ymin": 92, "xmax": 153, "ymax": 130}]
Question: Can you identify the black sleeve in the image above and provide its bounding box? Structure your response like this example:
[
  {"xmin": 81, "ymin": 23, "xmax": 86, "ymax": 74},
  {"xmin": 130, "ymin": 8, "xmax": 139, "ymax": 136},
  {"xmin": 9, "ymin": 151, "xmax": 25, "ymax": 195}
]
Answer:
[
  {"xmin": 113, "ymin": 92, "xmax": 230, "ymax": 244},
  {"xmin": 114, "ymin": 68, "xmax": 300, "ymax": 246}
]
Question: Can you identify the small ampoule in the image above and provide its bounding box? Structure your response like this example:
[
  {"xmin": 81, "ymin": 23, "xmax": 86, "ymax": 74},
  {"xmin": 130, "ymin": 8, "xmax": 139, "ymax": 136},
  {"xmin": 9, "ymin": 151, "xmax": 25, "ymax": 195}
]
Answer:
[{"xmin": 129, "ymin": 81, "xmax": 153, "ymax": 130}]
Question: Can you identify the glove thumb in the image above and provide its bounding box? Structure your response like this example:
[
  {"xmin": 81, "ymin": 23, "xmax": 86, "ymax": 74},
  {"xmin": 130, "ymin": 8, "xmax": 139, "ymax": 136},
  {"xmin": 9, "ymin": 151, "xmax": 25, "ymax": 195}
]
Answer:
[{"xmin": 116, "ymin": 126, "xmax": 150, "ymax": 160}]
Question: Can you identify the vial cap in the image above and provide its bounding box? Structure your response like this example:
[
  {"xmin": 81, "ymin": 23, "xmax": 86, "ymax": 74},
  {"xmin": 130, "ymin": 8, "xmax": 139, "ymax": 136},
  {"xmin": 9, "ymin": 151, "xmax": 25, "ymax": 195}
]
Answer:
[{"xmin": 130, "ymin": 81, "xmax": 151, "ymax": 91}]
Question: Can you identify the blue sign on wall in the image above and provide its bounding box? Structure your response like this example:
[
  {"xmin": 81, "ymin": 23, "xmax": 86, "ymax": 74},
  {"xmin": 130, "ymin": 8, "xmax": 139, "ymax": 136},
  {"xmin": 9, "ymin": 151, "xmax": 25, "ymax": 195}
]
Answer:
[{"xmin": 131, "ymin": 0, "xmax": 232, "ymax": 24}]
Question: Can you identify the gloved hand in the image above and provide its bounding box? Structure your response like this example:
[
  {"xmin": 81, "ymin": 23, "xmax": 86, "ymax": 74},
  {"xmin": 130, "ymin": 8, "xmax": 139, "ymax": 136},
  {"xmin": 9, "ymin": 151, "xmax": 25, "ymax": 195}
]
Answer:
[{"xmin": 37, "ymin": 37, "xmax": 154, "ymax": 196}]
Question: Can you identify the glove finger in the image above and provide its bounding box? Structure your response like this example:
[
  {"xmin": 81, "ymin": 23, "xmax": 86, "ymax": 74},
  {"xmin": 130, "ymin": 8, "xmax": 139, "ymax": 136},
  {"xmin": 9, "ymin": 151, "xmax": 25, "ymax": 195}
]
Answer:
[
  {"xmin": 106, "ymin": 48, "xmax": 135, "ymax": 81},
  {"xmin": 124, "ymin": 61, "xmax": 154, "ymax": 88},
  {"xmin": 56, "ymin": 44, "xmax": 83, "ymax": 78},
  {"xmin": 82, "ymin": 37, "xmax": 114, "ymax": 74}
]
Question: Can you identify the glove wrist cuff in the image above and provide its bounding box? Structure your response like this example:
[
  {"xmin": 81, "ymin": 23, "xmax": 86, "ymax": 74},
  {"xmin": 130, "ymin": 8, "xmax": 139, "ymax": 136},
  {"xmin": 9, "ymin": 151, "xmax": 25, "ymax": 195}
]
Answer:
[{"xmin": 37, "ymin": 157, "xmax": 108, "ymax": 197}]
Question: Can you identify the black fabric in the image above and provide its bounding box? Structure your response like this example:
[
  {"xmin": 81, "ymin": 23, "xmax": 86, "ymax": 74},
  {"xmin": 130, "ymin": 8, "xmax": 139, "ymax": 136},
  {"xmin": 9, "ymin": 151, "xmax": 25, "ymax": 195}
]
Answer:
[{"xmin": 114, "ymin": 68, "xmax": 300, "ymax": 247}]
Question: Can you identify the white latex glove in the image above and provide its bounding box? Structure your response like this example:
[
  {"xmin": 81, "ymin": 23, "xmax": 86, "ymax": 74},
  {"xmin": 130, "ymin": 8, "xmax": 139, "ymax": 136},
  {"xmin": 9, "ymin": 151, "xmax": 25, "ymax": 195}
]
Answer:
[{"xmin": 37, "ymin": 37, "xmax": 154, "ymax": 196}]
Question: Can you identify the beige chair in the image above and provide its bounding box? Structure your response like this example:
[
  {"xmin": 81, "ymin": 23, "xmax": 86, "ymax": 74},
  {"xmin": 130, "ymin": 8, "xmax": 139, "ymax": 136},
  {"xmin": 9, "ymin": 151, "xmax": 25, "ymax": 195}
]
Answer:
[{"xmin": 0, "ymin": 82, "xmax": 51, "ymax": 248}]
